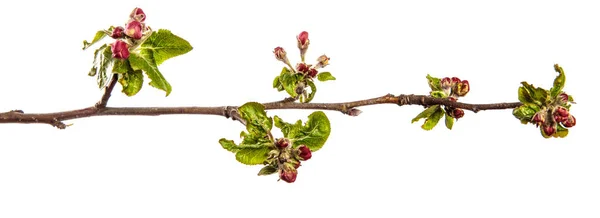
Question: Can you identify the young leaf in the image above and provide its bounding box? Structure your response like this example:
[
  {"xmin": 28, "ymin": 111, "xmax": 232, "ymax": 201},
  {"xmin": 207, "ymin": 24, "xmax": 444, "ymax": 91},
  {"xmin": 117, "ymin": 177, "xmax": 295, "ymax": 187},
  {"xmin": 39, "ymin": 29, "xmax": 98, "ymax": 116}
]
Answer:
[
  {"xmin": 119, "ymin": 70, "xmax": 144, "ymax": 96},
  {"xmin": 274, "ymin": 116, "xmax": 303, "ymax": 139},
  {"xmin": 258, "ymin": 166, "xmax": 278, "ymax": 176},
  {"xmin": 426, "ymin": 74, "xmax": 442, "ymax": 91},
  {"xmin": 412, "ymin": 105, "xmax": 440, "ymax": 123},
  {"xmin": 421, "ymin": 106, "xmax": 444, "ymax": 130},
  {"xmin": 317, "ymin": 72, "xmax": 336, "ymax": 81},
  {"xmin": 89, "ymin": 45, "xmax": 114, "ymax": 88},
  {"xmin": 555, "ymin": 125, "xmax": 569, "ymax": 138},
  {"xmin": 140, "ymin": 29, "xmax": 193, "ymax": 66},
  {"xmin": 444, "ymin": 113, "xmax": 454, "ymax": 130},
  {"xmin": 290, "ymin": 111, "xmax": 331, "ymax": 152},
  {"xmin": 512, "ymin": 103, "xmax": 540, "ymax": 123},
  {"xmin": 273, "ymin": 76, "xmax": 282, "ymax": 89},
  {"xmin": 82, "ymin": 28, "xmax": 112, "ymax": 50},
  {"xmin": 219, "ymin": 138, "xmax": 240, "ymax": 152},
  {"xmin": 305, "ymin": 80, "xmax": 317, "ymax": 103},
  {"xmin": 235, "ymin": 147, "xmax": 271, "ymax": 165},
  {"xmin": 279, "ymin": 67, "xmax": 299, "ymax": 98},
  {"xmin": 238, "ymin": 102, "xmax": 273, "ymax": 135},
  {"xmin": 430, "ymin": 91, "xmax": 447, "ymax": 98},
  {"xmin": 128, "ymin": 52, "xmax": 172, "ymax": 96},
  {"xmin": 518, "ymin": 82, "xmax": 548, "ymax": 106},
  {"xmin": 112, "ymin": 59, "xmax": 131, "ymax": 74},
  {"xmin": 550, "ymin": 64, "xmax": 566, "ymax": 97}
]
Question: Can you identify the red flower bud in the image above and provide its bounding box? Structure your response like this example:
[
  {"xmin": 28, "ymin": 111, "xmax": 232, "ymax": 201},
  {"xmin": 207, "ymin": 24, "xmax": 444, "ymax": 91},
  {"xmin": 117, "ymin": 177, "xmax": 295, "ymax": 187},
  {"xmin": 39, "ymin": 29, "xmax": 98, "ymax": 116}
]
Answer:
[
  {"xmin": 111, "ymin": 26, "xmax": 125, "ymax": 39},
  {"xmin": 125, "ymin": 20, "xmax": 143, "ymax": 40},
  {"xmin": 308, "ymin": 68, "xmax": 318, "ymax": 78},
  {"xmin": 294, "ymin": 162, "xmax": 301, "ymax": 169},
  {"xmin": 542, "ymin": 124, "xmax": 556, "ymax": 136},
  {"xmin": 296, "ymin": 63, "xmax": 310, "ymax": 74},
  {"xmin": 130, "ymin": 7, "xmax": 146, "ymax": 22},
  {"xmin": 441, "ymin": 77, "xmax": 452, "ymax": 90},
  {"xmin": 347, "ymin": 108, "xmax": 362, "ymax": 116},
  {"xmin": 554, "ymin": 106, "xmax": 569, "ymax": 118},
  {"xmin": 275, "ymin": 138, "xmax": 289, "ymax": 149},
  {"xmin": 448, "ymin": 96, "xmax": 457, "ymax": 102},
  {"xmin": 297, "ymin": 145, "xmax": 312, "ymax": 161},
  {"xmin": 453, "ymin": 108, "xmax": 465, "ymax": 119},
  {"xmin": 453, "ymin": 80, "xmax": 470, "ymax": 96},
  {"xmin": 532, "ymin": 112, "xmax": 544, "ymax": 126},
  {"xmin": 273, "ymin": 47, "xmax": 287, "ymax": 62},
  {"xmin": 451, "ymin": 77, "xmax": 461, "ymax": 84},
  {"xmin": 111, "ymin": 40, "xmax": 130, "ymax": 59},
  {"xmin": 279, "ymin": 167, "xmax": 297, "ymax": 183},
  {"xmin": 554, "ymin": 114, "xmax": 567, "ymax": 123},
  {"xmin": 559, "ymin": 92, "xmax": 569, "ymax": 102},
  {"xmin": 297, "ymin": 31, "xmax": 309, "ymax": 48},
  {"xmin": 316, "ymin": 55, "xmax": 330, "ymax": 68},
  {"xmin": 562, "ymin": 115, "xmax": 576, "ymax": 127}
]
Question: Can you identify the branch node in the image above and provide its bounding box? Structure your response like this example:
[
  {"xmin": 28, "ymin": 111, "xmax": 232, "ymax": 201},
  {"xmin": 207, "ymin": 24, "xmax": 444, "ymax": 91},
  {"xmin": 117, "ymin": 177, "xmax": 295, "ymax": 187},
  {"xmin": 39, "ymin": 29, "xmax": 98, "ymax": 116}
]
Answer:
[{"xmin": 10, "ymin": 110, "xmax": 24, "ymax": 113}]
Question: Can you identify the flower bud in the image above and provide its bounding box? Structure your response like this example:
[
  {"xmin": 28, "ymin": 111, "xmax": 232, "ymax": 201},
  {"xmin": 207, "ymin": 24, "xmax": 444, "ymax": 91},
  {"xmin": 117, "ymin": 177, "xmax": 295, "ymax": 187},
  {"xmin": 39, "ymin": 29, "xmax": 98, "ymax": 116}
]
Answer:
[
  {"xmin": 297, "ymin": 145, "xmax": 312, "ymax": 161},
  {"xmin": 111, "ymin": 26, "xmax": 125, "ymax": 39},
  {"xmin": 448, "ymin": 96, "xmax": 457, "ymax": 102},
  {"xmin": 308, "ymin": 68, "xmax": 318, "ymax": 78},
  {"xmin": 279, "ymin": 165, "xmax": 297, "ymax": 183},
  {"xmin": 451, "ymin": 77, "xmax": 461, "ymax": 85},
  {"xmin": 347, "ymin": 108, "xmax": 362, "ymax": 116},
  {"xmin": 125, "ymin": 20, "xmax": 143, "ymax": 40},
  {"xmin": 531, "ymin": 112, "xmax": 545, "ymax": 126},
  {"xmin": 453, "ymin": 80, "xmax": 470, "ymax": 96},
  {"xmin": 111, "ymin": 40, "xmax": 130, "ymax": 59},
  {"xmin": 316, "ymin": 55, "xmax": 330, "ymax": 68},
  {"xmin": 452, "ymin": 108, "xmax": 465, "ymax": 119},
  {"xmin": 562, "ymin": 115, "xmax": 576, "ymax": 127},
  {"xmin": 554, "ymin": 106, "xmax": 569, "ymax": 118},
  {"xmin": 275, "ymin": 138, "xmax": 290, "ymax": 149},
  {"xmin": 441, "ymin": 77, "xmax": 452, "ymax": 91},
  {"xmin": 130, "ymin": 7, "xmax": 146, "ymax": 22},
  {"xmin": 559, "ymin": 92, "xmax": 569, "ymax": 102},
  {"xmin": 296, "ymin": 63, "xmax": 310, "ymax": 74},
  {"xmin": 297, "ymin": 31, "xmax": 310, "ymax": 60},
  {"xmin": 542, "ymin": 124, "xmax": 556, "ymax": 136},
  {"xmin": 273, "ymin": 47, "xmax": 288, "ymax": 62}
]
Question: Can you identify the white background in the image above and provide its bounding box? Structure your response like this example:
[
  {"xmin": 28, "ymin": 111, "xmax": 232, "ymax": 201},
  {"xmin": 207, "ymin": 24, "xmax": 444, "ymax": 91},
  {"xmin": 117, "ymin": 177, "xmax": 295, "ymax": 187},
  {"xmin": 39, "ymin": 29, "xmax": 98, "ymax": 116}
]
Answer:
[{"xmin": 0, "ymin": 0, "xmax": 598, "ymax": 217}]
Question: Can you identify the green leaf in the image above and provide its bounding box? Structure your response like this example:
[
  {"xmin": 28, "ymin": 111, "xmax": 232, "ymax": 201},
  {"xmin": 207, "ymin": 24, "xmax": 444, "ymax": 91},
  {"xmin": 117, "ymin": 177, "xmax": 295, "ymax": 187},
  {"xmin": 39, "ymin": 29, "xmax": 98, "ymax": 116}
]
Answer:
[
  {"xmin": 238, "ymin": 102, "xmax": 273, "ymax": 135},
  {"xmin": 304, "ymin": 80, "xmax": 317, "ymax": 103},
  {"xmin": 291, "ymin": 111, "xmax": 331, "ymax": 152},
  {"xmin": 550, "ymin": 64, "xmax": 566, "ymax": 97},
  {"xmin": 219, "ymin": 138, "xmax": 240, "ymax": 153},
  {"xmin": 412, "ymin": 105, "xmax": 441, "ymax": 123},
  {"xmin": 430, "ymin": 91, "xmax": 447, "ymax": 98},
  {"xmin": 82, "ymin": 28, "xmax": 112, "ymax": 50},
  {"xmin": 258, "ymin": 166, "xmax": 278, "ymax": 176},
  {"xmin": 317, "ymin": 72, "xmax": 336, "ymax": 81},
  {"xmin": 128, "ymin": 52, "xmax": 172, "ymax": 96},
  {"xmin": 88, "ymin": 45, "xmax": 114, "ymax": 88},
  {"xmin": 512, "ymin": 103, "xmax": 540, "ymax": 123},
  {"xmin": 112, "ymin": 59, "xmax": 131, "ymax": 74},
  {"xmin": 274, "ymin": 116, "xmax": 302, "ymax": 139},
  {"xmin": 518, "ymin": 82, "xmax": 549, "ymax": 106},
  {"xmin": 279, "ymin": 67, "xmax": 300, "ymax": 98},
  {"xmin": 555, "ymin": 125, "xmax": 569, "ymax": 138},
  {"xmin": 427, "ymin": 74, "xmax": 442, "ymax": 91},
  {"xmin": 235, "ymin": 147, "xmax": 270, "ymax": 165},
  {"xmin": 119, "ymin": 70, "xmax": 144, "ymax": 96},
  {"xmin": 273, "ymin": 76, "xmax": 281, "ymax": 88},
  {"xmin": 421, "ymin": 106, "xmax": 444, "ymax": 130},
  {"xmin": 444, "ymin": 113, "xmax": 454, "ymax": 130},
  {"xmin": 140, "ymin": 29, "xmax": 193, "ymax": 66}
]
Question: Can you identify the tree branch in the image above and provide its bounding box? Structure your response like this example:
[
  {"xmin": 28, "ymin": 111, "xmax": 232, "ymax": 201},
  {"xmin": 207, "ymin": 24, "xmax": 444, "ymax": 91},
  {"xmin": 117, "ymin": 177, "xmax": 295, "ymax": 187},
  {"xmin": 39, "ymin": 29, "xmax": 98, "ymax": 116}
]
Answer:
[
  {"xmin": 0, "ymin": 92, "xmax": 522, "ymax": 129},
  {"xmin": 95, "ymin": 73, "xmax": 119, "ymax": 109}
]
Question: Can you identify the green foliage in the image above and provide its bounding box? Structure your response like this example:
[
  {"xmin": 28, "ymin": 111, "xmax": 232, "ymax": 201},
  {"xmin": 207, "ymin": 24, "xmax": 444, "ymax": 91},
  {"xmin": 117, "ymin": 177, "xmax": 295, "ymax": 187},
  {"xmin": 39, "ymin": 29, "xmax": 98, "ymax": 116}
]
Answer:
[
  {"xmin": 430, "ymin": 91, "xmax": 447, "ymax": 98},
  {"xmin": 412, "ymin": 105, "xmax": 445, "ymax": 130},
  {"xmin": 427, "ymin": 74, "xmax": 442, "ymax": 91},
  {"xmin": 518, "ymin": 82, "xmax": 548, "ymax": 106},
  {"xmin": 274, "ymin": 111, "xmax": 331, "ymax": 152},
  {"xmin": 512, "ymin": 103, "xmax": 540, "ymax": 124},
  {"xmin": 258, "ymin": 165, "xmax": 278, "ymax": 176},
  {"xmin": 444, "ymin": 113, "xmax": 454, "ymax": 130},
  {"xmin": 128, "ymin": 52, "xmax": 172, "ymax": 96},
  {"xmin": 139, "ymin": 29, "xmax": 193, "ymax": 66},
  {"xmin": 550, "ymin": 64, "xmax": 566, "ymax": 97},
  {"xmin": 277, "ymin": 67, "xmax": 301, "ymax": 98},
  {"xmin": 88, "ymin": 44, "xmax": 113, "ymax": 88},
  {"xmin": 82, "ymin": 27, "xmax": 113, "ymax": 50},
  {"xmin": 119, "ymin": 70, "xmax": 144, "ymax": 96},
  {"xmin": 317, "ymin": 72, "xmax": 336, "ymax": 81}
]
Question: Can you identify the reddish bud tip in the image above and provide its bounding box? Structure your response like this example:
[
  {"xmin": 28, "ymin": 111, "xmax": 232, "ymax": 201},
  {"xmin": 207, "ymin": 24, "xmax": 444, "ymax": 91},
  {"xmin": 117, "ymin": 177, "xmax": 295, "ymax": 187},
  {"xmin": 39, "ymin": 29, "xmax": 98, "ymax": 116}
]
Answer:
[
  {"xmin": 273, "ymin": 47, "xmax": 287, "ymax": 62},
  {"xmin": 448, "ymin": 96, "xmax": 457, "ymax": 102},
  {"xmin": 316, "ymin": 55, "xmax": 330, "ymax": 68},
  {"xmin": 542, "ymin": 124, "xmax": 556, "ymax": 136},
  {"xmin": 453, "ymin": 80, "xmax": 470, "ymax": 96},
  {"xmin": 111, "ymin": 26, "xmax": 125, "ymax": 39},
  {"xmin": 347, "ymin": 108, "xmax": 362, "ymax": 117},
  {"xmin": 532, "ymin": 112, "xmax": 545, "ymax": 126},
  {"xmin": 297, "ymin": 145, "xmax": 312, "ymax": 161},
  {"xmin": 441, "ymin": 77, "xmax": 452, "ymax": 90},
  {"xmin": 294, "ymin": 162, "xmax": 301, "ymax": 169},
  {"xmin": 130, "ymin": 7, "xmax": 146, "ymax": 22},
  {"xmin": 563, "ymin": 115, "xmax": 576, "ymax": 128},
  {"xmin": 111, "ymin": 40, "xmax": 130, "ymax": 59},
  {"xmin": 451, "ymin": 77, "xmax": 461, "ymax": 84},
  {"xmin": 296, "ymin": 63, "xmax": 310, "ymax": 74},
  {"xmin": 125, "ymin": 20, "xmax": 143, "ymax": 40},
  {"xmin": 453, "ymin": 108, "xmax": 465, "ymax": 119},
  {"xmin": 297, "ymin": 31, "xmax": 309, "ymax": 47},
  {"xmin": 554, "ymin": 106, "xmax": 569, "ymax": 118},
  {"xmin": 275, "ymin": 138, "xmax": 290, "ymax": 149},
  {"xmin": 279, "ymin": 168, "xmax": 297, "ymax": 183},
  {"xmin": 559, "ymin": 92, "xmax": 569, "ymax": 102}
]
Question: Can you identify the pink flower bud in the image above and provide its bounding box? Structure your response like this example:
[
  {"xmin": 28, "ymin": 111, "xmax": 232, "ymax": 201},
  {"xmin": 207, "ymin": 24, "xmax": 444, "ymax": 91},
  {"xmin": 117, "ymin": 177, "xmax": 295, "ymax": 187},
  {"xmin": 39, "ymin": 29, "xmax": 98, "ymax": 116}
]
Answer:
[
  {"xmin": 111, "ymin": 40, "xmax": 130, "ymax": 59},
  {"xmin": 451, "ymin": 77, "xmax": 461, "ymax": 85},
  {"xmin": 296, "ymin": 63, "xmax": 310, "ymax": 74},
  {"xmin": 542, "ymin": 124, "xmax": 556, "ymax": 136},
  {"xmin": 273, "ymin": 47, "xmax": 287, "ymax": 61},
  {"xmin": 562, "ymin": 115, "xmax": 576, "ymax": 128},
  {"xmin": 347, "ymin": 108, "xmax": 362, "ymax": 116},
  {"xmin": 554, "ymin": 106, "xmax": 569, "ymax": 118},
  {"xmin": 532, "ymin": 112, "xmax": 545, "ymax": 126},
  {"xmin": 276, "ymin": 138, "xmax": 289, "ymax": 149},
  {"xmin": 453, "ymin": 80, "xmax": 470, "ymax": 96},
  {"xmin": 441, "ymin": 77, "xmax": 452, "ymax": 90},
  {"xmin": 297, "ymin": 145, "xmax": 312, "ymax": 161},
  {"xmin": 297, "ymin": 31, "xmax": 309, "ymax": 48},
  {"xmin": 130, "ymin": 7, "xmax": 146, "ymax": 22},
  {"xmin": 125, "ymin": 20, "xmax": 143, "ymax": 40},
  {"xmin": 316, "ymin": 55, "xmax": 330, "ymax": 68},
  {"xmin": 111, "ymin": 26, "xmax": 125, "ymax": 39},
  {"xmin": 559, "ymin": 93, "xmax": 569, "ymax": 102},
  {"xmin": 453, "ymin": 108, "xmax": 465, "ymax": 119},
  {"xmin": 279, "ymin": 167, "xmax": 297, "ymax": 183},
  {"xmin": 308, "ymin": 68, "xmax": 318, "ymax": 78}
]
